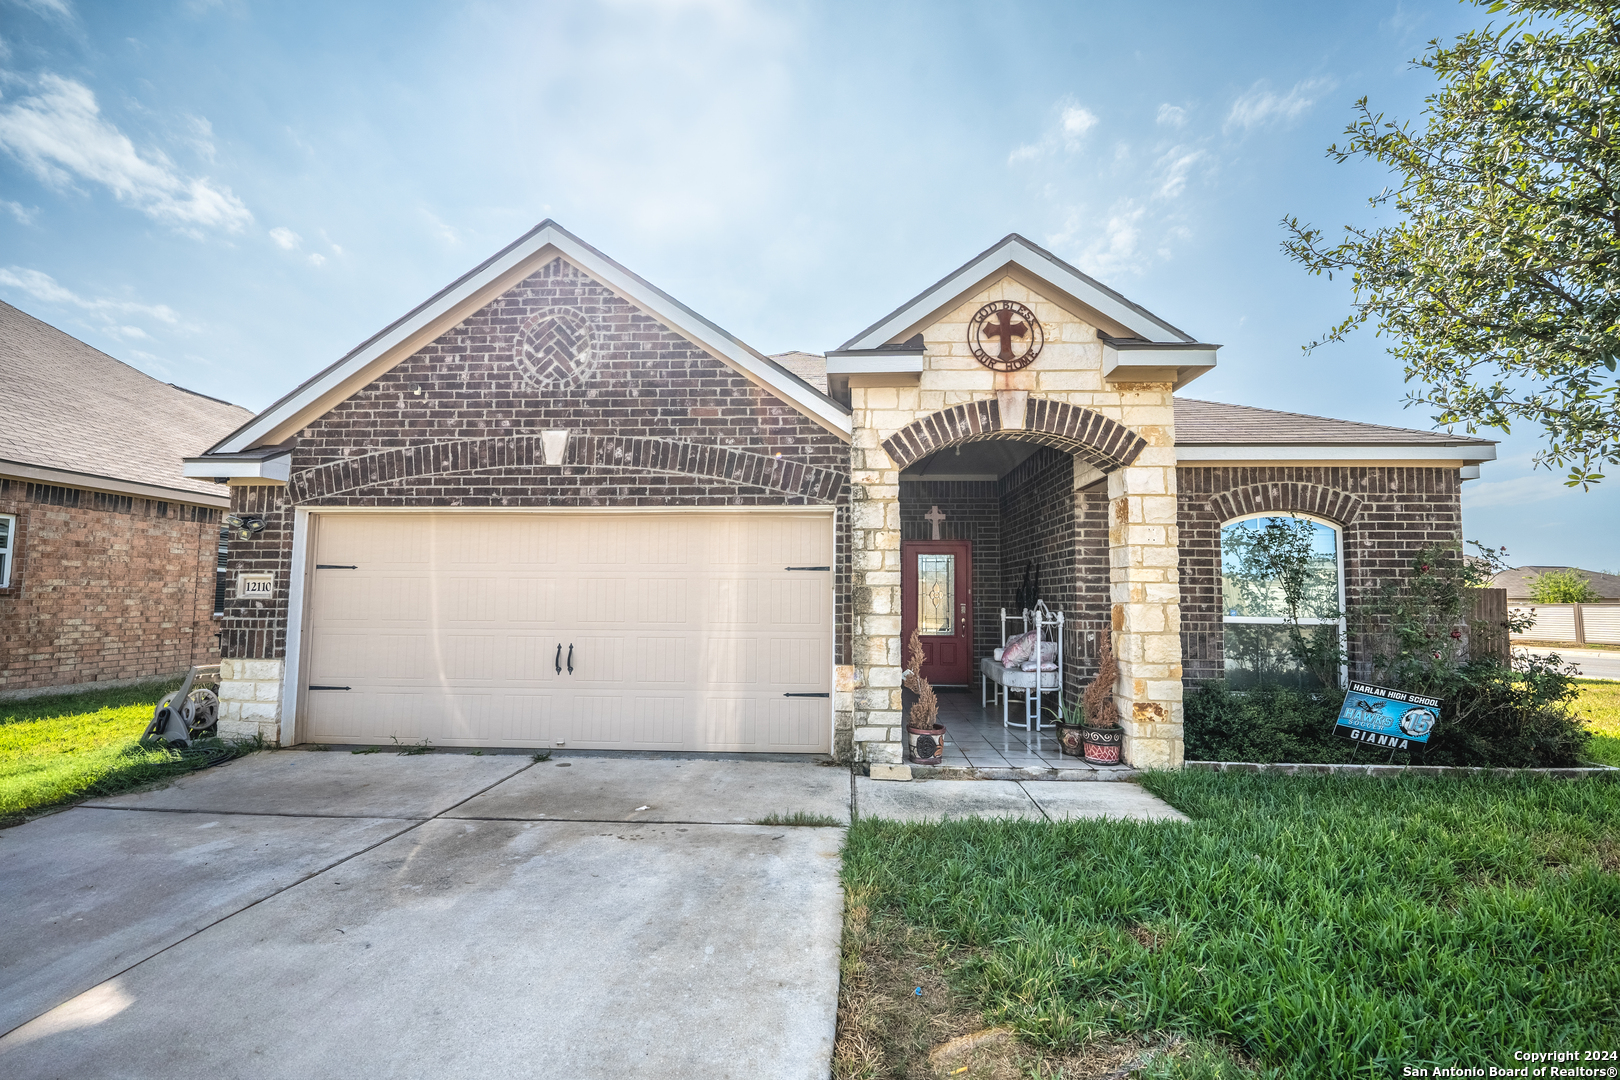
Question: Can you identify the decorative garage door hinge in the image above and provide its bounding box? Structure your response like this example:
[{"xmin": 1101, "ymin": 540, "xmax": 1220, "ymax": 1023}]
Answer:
[
  {"xmin": 784, "ymin": 566, "xmax": 830, "ymax": 571},
  {"xmin": 783, "ymin": 692, "xmax": 830, "ymax": 698},
  {"xmin": 307, "ymin": 685, "xmax": 351, "ymax": 691},
  {"xmin": 315, "ymin": 564, "xmax": 358, "ymax": 569}
]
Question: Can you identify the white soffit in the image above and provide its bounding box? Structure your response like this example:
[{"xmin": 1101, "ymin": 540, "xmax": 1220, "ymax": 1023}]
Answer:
[
  {"xmin": 182, "ymin": 451, "xmax": 292, "ymax": 482},
  {"xmin": 206, "ymin": 221, "xmax": 851, "ymax": 455},
  {"xmin": 1176, "ymin": 444, "xmax": 1498, "ymax": 463},
  {"xmin": 838, "ymin": 234, "xmax": 1196, "ymax": 350}
]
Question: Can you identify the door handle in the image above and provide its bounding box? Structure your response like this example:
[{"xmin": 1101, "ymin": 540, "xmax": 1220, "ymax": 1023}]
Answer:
[
  {"xmin": 566, "ymin": 644, "xmax": 574, "ymax": 675},
  {"xmin": 555, "ymin": 644, "xmax": 562, "ymax": 675}
]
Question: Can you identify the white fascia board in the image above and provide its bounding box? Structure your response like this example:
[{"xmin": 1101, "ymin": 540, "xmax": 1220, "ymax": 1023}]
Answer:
[
  {"xmin": 0, "ymin": 460, "xmax": 231, "ymax": 508},
  {"xmin": 841, "ymin": 237, "xmax": 1189, "ymax": 350},
  {"xmin": 1102, "ymin": 343, "xmax": 1219, "ymax": 388},
  {"xmin": 1176, "ymin": 444, "xmax": 1497, "ymax": 463},
  {"xmin": 825, "ymin": 354, "xmax": 924, "ymax": 374},
  {"xmin": 183, "ymin": 452, "xmax": 292, "ymax": 482},
  {"xmin": 212, "ymin": 222, "xmax": 850, "ymax": 454}
]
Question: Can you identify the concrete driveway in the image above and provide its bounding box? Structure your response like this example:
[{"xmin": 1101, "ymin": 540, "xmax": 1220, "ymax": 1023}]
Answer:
[{"xmin": 0, "ymin": 752, "xmax": 851, "ymax": 1080}]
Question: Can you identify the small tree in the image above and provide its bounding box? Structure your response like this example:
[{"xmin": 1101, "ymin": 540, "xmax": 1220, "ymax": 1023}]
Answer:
[
  {"xmin": 901, "ymin": 629, "xmax": 940, "ymax": 731},
  {"xmin": 1283, "ymin": 0, "xmax": 1620, "ymax": 487},
  {"xmin": 1527, "ymin": 567, "xmax": 1603, "ymax": 603}
]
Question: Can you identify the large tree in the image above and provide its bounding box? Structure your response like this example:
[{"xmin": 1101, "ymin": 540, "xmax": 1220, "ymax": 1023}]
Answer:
[{"xmin": 1283, "ymin": 0, "xmax": 1620, "ymax": 486}]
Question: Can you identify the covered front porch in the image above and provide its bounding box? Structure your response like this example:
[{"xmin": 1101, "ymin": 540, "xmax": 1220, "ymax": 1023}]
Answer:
[{"xmin": 929, "ymin": 688, "xmax": 1137, "ymax": 776}]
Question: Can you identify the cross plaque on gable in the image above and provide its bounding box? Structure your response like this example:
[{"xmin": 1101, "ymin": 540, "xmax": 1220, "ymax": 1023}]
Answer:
[{"xmin": 924, "ymin": 505, "xmax": 946, "ymax": 540}]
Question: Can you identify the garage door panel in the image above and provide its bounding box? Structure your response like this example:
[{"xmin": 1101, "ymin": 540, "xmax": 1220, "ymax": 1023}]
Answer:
[{"xmin": 303, "ymin": 512, "xmax": 831, "ymax": 752}]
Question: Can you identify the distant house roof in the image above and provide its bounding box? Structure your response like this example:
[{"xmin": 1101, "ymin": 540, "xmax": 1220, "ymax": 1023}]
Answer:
[
  {"xmin": 769, "ymin": 351, "xmax": 829, "ymax": 394},
  {"xmin": 0, "ymin": 301, "xmax": 252, "ymax": 507},
  {"xmin": 1174, "ymin": 399, "xmax": 1495, "ymax": 447},
  {"xmin": 1490, "ymin": 566, "xmax": 1620, "ymax": 602}
]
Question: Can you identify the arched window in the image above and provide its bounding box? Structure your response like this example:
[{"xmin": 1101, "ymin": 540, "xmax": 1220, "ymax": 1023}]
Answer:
[{"xmin": 1220, "ymin": 513, "xmax": 1345, "ymax": 690}]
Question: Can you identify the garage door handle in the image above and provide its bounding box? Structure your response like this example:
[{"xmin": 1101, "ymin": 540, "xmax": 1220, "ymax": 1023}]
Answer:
[
  {"xmin": 783, "ymin": 692, "xmax": 830, "ymax": 698},
  {"xmin": 308, "ymin": 685, "xmax": 351, "ymax": 691},
  {"xmin": 785, "ymin": 566, "xmax": 830, "ymax": 571},
  {"xmin": 555, "ymin": 644, "xmax": 562, "ymax": 675},
  {"xmin": 567, "ymin": 644, "xmax": 574, "ymax": 674}
]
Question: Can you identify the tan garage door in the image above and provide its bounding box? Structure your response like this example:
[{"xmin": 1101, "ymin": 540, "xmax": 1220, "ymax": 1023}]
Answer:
[{"xmin": 301, "ymin": 512, "xmax": 832, "ymax": 752}]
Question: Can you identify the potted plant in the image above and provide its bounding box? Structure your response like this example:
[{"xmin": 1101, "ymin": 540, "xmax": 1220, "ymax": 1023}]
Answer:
[
  {"xmin": 1080, "ymin": 629, "xmax": 1125, "ymax": 765},
  {"xmin": 902, "ymin": 629, "xmax": 946, "ymax": 765},
  {"xmin": 1052, "ymin": 702, "xmax": 1087, "ymax": 758}
]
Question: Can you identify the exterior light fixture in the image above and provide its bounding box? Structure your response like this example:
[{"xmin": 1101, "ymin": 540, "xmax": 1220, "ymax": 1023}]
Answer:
[{"xmin": 223, "ymin": 514, "xmax": 266, "ymax": 541}]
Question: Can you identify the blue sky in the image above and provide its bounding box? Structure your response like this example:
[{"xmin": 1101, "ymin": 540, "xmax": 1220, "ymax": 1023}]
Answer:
[{"xmin": 0, "ymin": 0, "xmax": 1613, "ymax": 570}]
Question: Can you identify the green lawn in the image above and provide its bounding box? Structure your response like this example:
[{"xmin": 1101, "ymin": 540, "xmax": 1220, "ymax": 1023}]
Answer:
[
  {"xmin": 1, "ymin": 678, "xmax": 257, "ymax": 822},
  {"xmin": 1575, "ymin": 679, "xmax": 1620, "ymax": 767},
  {"xmin": 841, "ymin": 771, "xmax": 1620, "ymax": 1078}
]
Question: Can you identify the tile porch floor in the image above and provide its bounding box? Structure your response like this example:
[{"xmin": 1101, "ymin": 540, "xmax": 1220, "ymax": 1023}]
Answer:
[{"xmin": 931, "ymin": 686, "xmax": 1073, "ymax": 770}]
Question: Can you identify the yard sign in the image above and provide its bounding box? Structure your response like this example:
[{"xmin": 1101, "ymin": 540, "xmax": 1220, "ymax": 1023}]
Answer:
[{"xmin": 1334, "ymin": 682, "xmax": 1440, "ymax": 752}]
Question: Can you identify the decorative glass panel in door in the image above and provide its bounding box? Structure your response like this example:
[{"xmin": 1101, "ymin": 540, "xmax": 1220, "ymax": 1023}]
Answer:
[{"xmin": 916, "ymin": 553, "xmax": 955, "ymax": 635}]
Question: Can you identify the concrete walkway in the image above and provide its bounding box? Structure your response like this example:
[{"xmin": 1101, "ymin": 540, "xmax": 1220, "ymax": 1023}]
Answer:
[
  {"xmin": 854, "ymin": 775, "xmax": 1188, "ymax": 823},
  {"xmin": 0, "ymin": 752, "xmax": 849, "ymax": 1080}
]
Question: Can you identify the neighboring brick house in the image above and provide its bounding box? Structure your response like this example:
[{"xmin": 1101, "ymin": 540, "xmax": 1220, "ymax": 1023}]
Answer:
[
  {"xmin": 0, "ymin": 301, "xmax": 252, "ymax": 698},
  {"xmin": 183, "ymin": 222, "xmax": 1496, "ymax": 766}
]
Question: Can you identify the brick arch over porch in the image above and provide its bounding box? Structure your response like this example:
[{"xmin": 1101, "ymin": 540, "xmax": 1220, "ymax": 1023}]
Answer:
[
  {"xmin": 1207, "ymin": 481, "xmax": 1364, "ymax": 527},
  {"xmin": 878, "ymin": 398, "xmax": 1149, "ymax": 472},
  {"xmin": 289, "ymin": 433, "xmax": 846, "ymax": 503}
]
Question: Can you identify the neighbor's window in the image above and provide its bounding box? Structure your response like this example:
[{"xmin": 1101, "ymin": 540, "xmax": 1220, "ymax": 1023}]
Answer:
[
  {"xmin": 1220, "ymin": 514, "xmax": 1345, "ymax": 690},
  {"xmin": 213, "ymin": 525, "xmax": 230, "ymax": 616},
  {"xmin": 0, "ymin": 514, "xmax": 12, "ymax": 587}
]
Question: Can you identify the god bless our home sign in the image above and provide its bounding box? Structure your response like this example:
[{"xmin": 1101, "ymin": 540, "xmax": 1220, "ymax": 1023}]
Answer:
[{"xmin": 1334, "ymin": 682, "xmax": 1441, "ymax": 753}]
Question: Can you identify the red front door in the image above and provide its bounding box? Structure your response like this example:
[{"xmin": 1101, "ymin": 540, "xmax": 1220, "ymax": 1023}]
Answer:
[{"xmin": 901, "ymin": 540, "xmax": 973, "ymax": 686}]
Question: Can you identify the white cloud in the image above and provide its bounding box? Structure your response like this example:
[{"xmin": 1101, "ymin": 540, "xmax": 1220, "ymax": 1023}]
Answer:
[
  {"xmin": 1048, "ymin": 200, "xmax": 1148, "ymax": 280},
  {"xmin": 0, "ymin": 266, "xmax": 179, "ymax": 324},
  {"xmin": 5, "ymin": 0, "xmax": 75, "ymax": 24},
  {"xmin": 2, "ymin": 198, "xmax": 36, "ymax": 224},
  {"xmin": 1463, "ymin": 471, "xmax": 1578, "ymax": 510},
  {"xmin": 1224, "ymin": 77, "xmax": 1335, "ymax": 132},
  {"xmin": 1009, "ymin": 96, "xmax": 1099, "ymax": 164},
  {"xmin": 1156, "ymin": 104, "xmax": 1187, "ymax": 128},
  {"xmin": 306, "ymin": 252, "xmax": 326, "ymax": 267},
  {"xmin": 421, "ymin": 208, "xmax": 460, "ymax": 245},
  {"xmin": 0, "ymin": 74, "xmax": 252, "ymax": 232},
  {"xmin": 269, "ymin": 226, "xmax": 301, "ymax": 249},
  {"xmin": 1155, "ymin": 146, "xmax": 1208, "ymax": 200}
]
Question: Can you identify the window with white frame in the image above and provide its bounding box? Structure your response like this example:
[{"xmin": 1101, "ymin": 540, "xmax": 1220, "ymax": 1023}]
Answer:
[
  {"xmin": 1220, "ymin": 513, "xmax": 1345, "ymax": 690},
  {"xmin": 0, "ymin": 514, "xmax": 14, "ymax": 588}
]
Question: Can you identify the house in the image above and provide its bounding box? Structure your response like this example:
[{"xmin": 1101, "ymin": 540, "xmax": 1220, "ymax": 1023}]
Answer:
[
  {"xmin": 1490, "ymin": 566, "xmax": 1620, "ymax": 605},
  {"xmin": 182, "ymin": 223, "xmax": 1496, "ymax": 766},
  {"xmin": 0, "ymin": 301, "xmax": 252, "ymax": 698}
]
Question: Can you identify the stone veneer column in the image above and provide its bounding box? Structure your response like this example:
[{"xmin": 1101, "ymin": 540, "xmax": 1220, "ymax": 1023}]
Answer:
[
  {"xmin": 848, "ymin": 384, "xmax": 906, "ymax": 763},
  {"xmin": 217, "ymin": 657, "xmax": 284, "ymax": 744},
  {"xmin": 1107, "ymin": 386, "xmax": 1184, "ymax": 768}
]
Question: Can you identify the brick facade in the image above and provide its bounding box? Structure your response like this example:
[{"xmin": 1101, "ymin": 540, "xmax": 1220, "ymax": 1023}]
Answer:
[
  {"xmin": 0, "ymin": 478, "xmax": 222, "ymax": 695},
  {"xmin": 1177, "ymin": 466, "xmax": 1464, "ymax": 685},
  {"xmin": 220, "ymin": 256, "xmax": 853, "ymax": 746}
]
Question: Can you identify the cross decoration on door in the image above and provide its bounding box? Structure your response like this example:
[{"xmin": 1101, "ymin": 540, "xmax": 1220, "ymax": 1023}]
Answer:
[
  {"xmin": 924, "ymin": 505, "xmax": 946, "ymax": 540},
  {"xmin": 968, "ymin": 300, "xmax": 1044, "ymax": 371}
]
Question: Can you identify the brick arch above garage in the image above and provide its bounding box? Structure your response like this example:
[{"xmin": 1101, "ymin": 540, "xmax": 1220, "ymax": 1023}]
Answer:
[
  {"xmin": 288, "ymin": 434, "xmax": 847, "ymax": 504},
  {"xmin": 878, "ymin": 398, "xmax": 1149, "ymax": 473}
]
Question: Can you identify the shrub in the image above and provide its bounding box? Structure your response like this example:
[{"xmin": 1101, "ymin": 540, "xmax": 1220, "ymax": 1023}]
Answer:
[
  {"xmin": 1184, "ymin": 681, "xmax": 1349, "ymax": 764},
  {"xmin": 1527, "ymin": 567, "xmax": 1603, "ymax": 604}
]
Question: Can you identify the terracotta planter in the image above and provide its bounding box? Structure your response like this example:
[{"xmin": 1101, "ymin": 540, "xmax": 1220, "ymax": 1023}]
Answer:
[
  {"xmin": 907, "ymin": 725, "xmax": 946, "ymax": 765},
  {"xmin": 1053, "ymin": 722, "xmax": 1086, "ymax": 758},
  {"xmin": 1082, "ymin": 726, "xmax": 1124, "ymax": 765}
]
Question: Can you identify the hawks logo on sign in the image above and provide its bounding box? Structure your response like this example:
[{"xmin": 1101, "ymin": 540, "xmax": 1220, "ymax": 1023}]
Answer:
[{"xmin": 968, "ymin": 300, "xmax": 1044, "ymax": 371}]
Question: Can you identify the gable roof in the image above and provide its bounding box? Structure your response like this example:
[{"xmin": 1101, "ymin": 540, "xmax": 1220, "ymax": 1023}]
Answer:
[
  {"xmin": 1490, "ymin": 566, "xmax": 1620, "ymax": 601},
  {"xmin": 0, "ymin": 300, "xmax": 251, "ymax": 507},
  {"xmin": 1175, "ymin": 399, "xmax": 1496, "ymax": 447},
  {"xmin": 838, "ymin": 233, "xmax": 1201, "ymax": 350},
  {"xmin": 195, "ymin": 221, "xmax": 850, "ymax": 464}
]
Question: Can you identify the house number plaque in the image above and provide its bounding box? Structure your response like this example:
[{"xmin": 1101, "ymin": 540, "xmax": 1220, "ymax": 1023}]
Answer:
[{"xmin": 237, "ymin": 572, "xmax": 275, "ymax": 599}]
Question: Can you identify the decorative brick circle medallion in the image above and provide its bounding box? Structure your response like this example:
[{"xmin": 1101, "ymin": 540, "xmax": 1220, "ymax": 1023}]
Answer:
[
  {"xmin": 514, "ymin": 306, "xmax": 595, "ymax": 389},
  {"xmin": 968, "ymin": 300, "xmax": 1043, "ymax": 372}
]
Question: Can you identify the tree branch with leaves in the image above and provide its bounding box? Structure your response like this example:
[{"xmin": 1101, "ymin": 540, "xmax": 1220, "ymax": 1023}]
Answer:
[{"xmin": 1283, "ymin": 0, "xmax": 1620, "ymax": 487}]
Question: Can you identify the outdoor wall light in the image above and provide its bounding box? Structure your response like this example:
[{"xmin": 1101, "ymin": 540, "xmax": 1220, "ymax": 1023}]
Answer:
[{"xmin": 223, "ymin": 514, "xmax": 266, "ymax": 541}]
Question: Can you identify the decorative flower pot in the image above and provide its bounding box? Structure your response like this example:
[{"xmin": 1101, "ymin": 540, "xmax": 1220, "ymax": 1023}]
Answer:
[
  {"xmin": 1082, "ymin": 725, "xmax": 1124, "ymax": 765},
  {"xmin": 1053, "ymin": 722, "xmax": 1086, "ymax": 759},
  {"xmin": 907, "ymin": 725, "xmax": 946, "ymax": 765}
]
